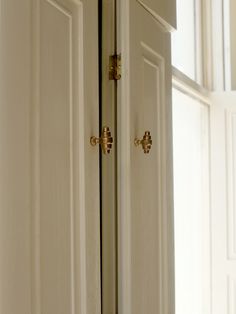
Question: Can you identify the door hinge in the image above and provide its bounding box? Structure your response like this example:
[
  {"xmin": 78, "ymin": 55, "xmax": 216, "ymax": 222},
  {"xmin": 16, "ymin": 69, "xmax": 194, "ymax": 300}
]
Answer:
[{"xmin": 109, "ymin": 54, "xmax": 121, "ymax": 80}]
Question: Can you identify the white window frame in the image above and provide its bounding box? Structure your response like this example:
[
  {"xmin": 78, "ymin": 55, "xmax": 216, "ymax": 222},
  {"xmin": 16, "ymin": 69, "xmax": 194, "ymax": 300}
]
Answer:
[
  {"xmin": 211, "ymin": 0, "xmax": 236, "ymax": 91},
  {"xmin": 222, "ymin": 0, "xmax": 236, "ymax": 90}
]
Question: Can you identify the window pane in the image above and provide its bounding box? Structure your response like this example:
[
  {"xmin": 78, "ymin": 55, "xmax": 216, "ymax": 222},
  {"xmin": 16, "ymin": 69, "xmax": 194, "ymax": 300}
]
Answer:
[
  {"xmin": 172, "ymin": 88, "xmax": 210, "ymax": 314},
  {"xmin": 171, "ymin": 0, "xmax": 196, "ymax": 80}
]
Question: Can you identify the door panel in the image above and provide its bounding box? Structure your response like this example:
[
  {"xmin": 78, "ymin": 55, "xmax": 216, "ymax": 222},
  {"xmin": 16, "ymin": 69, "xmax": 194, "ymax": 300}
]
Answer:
[
  {"xmin": 131, "ymin": 41, "xmax": 165, "ymax": 314},
  {"xmin": 0, "ymin": 0, "xmax": 100, "ymax": 313},
  {"xmin": 118, "ymin": 1, "xmax": 175, "ymax": 313},
  {"xmin": 40, "ymin": 1, "xmax": 74, "ymax": 311},
  {"xmin": 33, "ymin": 1, "xmax": 101, "ymax": 313}
]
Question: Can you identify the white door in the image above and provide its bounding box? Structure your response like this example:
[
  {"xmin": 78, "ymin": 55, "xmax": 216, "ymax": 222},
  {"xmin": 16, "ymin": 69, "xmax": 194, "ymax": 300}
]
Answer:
[
  {"xmin": 0, "ymin": 1, "xmax": 101, "ymax": 314},
  {"xmin": 0, "ymin": 0, "xmax": 176, "ymax": 313},
  {"xmin": 118, "ymin": 0, "xmax": 176, "ymax": 313}
]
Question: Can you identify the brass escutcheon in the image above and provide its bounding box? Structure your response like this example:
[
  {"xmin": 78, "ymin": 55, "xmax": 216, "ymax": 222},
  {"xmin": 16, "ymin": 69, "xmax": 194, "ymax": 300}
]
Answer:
[
  {"xmin": 90, "ymin": 126, "xmax": 113, "ymax": 154},
  {"xmin": 134, "ymin": 131, "xmax": 152, "ymax": 154}
]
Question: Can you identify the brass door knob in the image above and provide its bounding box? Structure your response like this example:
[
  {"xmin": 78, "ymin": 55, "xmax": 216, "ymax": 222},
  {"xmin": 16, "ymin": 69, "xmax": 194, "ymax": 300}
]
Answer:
[
  {"xmin": 134, "ymin": 131, "xmax": 152, "ymax": 153},
  {"xmin": 90, "ymin": 126, "xmax": 113, "ymax": 154}
]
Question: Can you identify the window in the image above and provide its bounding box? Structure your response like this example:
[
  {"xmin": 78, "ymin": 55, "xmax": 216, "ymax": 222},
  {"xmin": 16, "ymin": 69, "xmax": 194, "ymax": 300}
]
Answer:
[
  {"xmin": 173, "ymin": 0, "xmax": 236, "ymax": 313},
  {"xmin": 172, "ymin": 1, "xmax": 211, "ymax": 313},
  {"xmin": 172, "ymin": 0, "xmax": 205, "ymax": 84},
  {"xmin": 171, "ymin": 0, "xmax": 197, "ymax": 80}
]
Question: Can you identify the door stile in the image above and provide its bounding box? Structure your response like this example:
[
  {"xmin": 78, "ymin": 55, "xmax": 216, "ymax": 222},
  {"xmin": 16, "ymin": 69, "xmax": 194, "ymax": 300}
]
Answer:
[
  {"xmin": 101, "ymin": 0, "xmax": 118, "ymax": 313},
  {"xmin": 116, "ymin": 1, "xmax": 132, "ymax": 312}
]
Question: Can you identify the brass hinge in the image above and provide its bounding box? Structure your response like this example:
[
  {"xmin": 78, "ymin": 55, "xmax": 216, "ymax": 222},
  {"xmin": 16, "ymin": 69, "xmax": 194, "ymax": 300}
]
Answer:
[{"xmin": 109, "ymin": 54, "xmax": 121, "ymax": 80}]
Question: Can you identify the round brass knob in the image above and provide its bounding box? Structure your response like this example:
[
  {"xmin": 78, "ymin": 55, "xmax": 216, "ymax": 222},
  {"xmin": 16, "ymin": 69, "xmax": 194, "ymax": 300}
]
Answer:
[
  {"xmin": 90, "ymin": 126, "xmax": 113, "ymax": 154},
  {"xmin": 134, "ymin": 131, "xmax": 152, "ymax": 153}
]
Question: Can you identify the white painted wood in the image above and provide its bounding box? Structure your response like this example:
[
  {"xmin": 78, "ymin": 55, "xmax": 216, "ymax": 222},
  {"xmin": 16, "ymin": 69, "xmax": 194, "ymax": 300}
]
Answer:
[
  {"xmin": 221, "ymin": 0, "xmax": 236, "ymax": 90},
  {"xmin": 0, "ymin": 0, "xmax": 100, "ymax": 313},
  {"xmin": 172, "ymin": 90, "xmax": 211, "ymax": 314},
  {"xmin": 210, "ymin": 0, "xmax": 236, "ymax": 91},
  {"xmin": 172, "ymin": 66, "xmax": 211, "ymax": 105},
  {"xmin": 117, "ymin": 1, "xmax": 175, "ymax": 313},
  {"xmin": 0, "ymin": 1, "xmax": 31, "ymax": 313},
  {"xmin": 137, "ymin": 0, "xmax": 176, "ymax": 30},
  {"xmin": 211, "ymin": 0, "xmax": 225, "ymax": 90},
  {"xmin": 229, "ymin": 0, "xmax": 236, "ymax": 90},
  {"xmin": 201, "ymin": 0, "xmax": 213, "ymax": 90},
  {"xmin": 101, "ymin": 1, "xmax": 118, "ymax": 314},
  {"xmin": 223, "ymin": 0, "xmax": 231, "ymax": 91},
  {"xmin": 211, "ymin": 92, "xmax": 236, "ymax": 314}
]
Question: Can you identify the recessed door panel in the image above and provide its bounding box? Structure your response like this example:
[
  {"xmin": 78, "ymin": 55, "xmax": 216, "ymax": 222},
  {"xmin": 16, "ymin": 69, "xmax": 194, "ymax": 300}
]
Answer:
[
  {"xmin": 39, "ymin": 1, "xmax": 75, "ymax": 312},
  {"xmin": 131, "ymin": 43, "xmax": 164, "ymax": 314}
]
